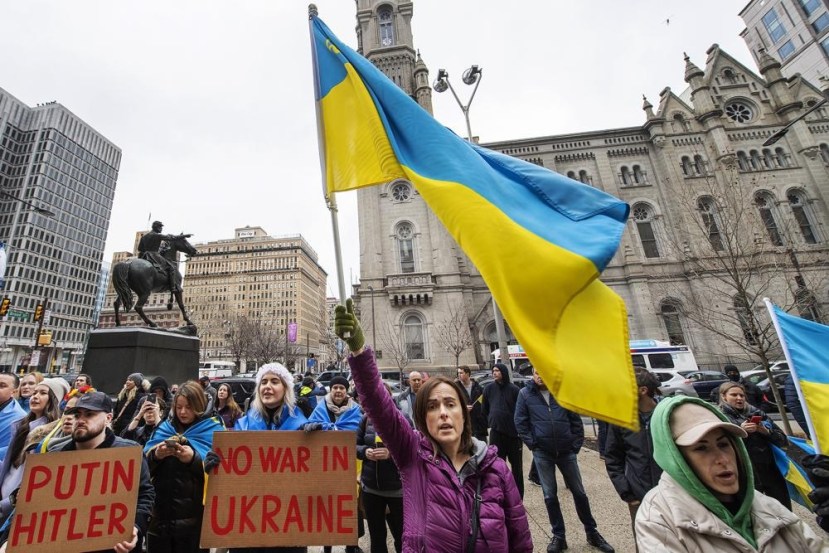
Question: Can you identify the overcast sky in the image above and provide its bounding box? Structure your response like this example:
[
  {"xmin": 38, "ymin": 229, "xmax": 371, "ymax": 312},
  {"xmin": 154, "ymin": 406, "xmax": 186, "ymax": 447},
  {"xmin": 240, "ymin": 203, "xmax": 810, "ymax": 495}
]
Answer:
[{"xmin": 0, "ymin": 0, "xmax": 753, "ymax": 298}]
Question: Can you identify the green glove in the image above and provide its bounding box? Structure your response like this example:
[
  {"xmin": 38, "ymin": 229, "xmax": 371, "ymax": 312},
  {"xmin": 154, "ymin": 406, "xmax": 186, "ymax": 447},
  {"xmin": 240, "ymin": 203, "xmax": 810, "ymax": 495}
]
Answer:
[{"xmin": 334, "ymin": 298, "xmax": 365, "ymax": 352}]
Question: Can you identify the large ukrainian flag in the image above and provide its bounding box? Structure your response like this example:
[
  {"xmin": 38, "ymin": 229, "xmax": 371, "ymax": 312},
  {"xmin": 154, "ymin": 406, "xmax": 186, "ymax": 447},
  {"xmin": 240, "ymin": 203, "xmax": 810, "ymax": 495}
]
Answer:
[
  {"xmin": 310, "ymin": 13, "xmax": 637, "ymax": 428},
  {"xmin": 768, "ymin": 302, "xmax": 829, "ymax": 454}
]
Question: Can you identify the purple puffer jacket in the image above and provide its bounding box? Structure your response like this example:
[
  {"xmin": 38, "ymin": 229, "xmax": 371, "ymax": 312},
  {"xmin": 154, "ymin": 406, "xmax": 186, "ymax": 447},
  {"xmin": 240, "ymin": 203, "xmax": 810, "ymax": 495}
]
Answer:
[{"xmin": 349, "ymin": 348, "xmax": 532, "ymax": 553}]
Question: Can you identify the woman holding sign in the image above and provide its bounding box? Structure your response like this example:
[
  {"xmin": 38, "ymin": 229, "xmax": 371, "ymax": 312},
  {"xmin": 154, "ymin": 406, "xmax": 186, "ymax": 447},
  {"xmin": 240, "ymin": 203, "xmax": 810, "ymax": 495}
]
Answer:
[
  {"xmin": 144, "ymin": 381, "xmax": 224, "ymax": 553},
  {"xmin": 230, "ymin": 362, "xmax": 308, "ymax": 553},
  {"xmin": 334, "ymin": 300, "xmax": 532, "ymax": 553}
]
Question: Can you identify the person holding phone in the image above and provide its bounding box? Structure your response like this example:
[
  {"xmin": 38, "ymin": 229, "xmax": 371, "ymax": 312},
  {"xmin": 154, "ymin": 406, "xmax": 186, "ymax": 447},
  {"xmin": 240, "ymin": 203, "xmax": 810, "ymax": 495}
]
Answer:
[
  {"xmin": 144, "ymin": 381, "xmax": 224, "ymax": 552},
  {"xmin": 123, "ymin": 395, "xmax": 162, "ymax": 446},
  {"xmin": 717, "ymin": 381, "xmax": 791, "ymax": 510}
]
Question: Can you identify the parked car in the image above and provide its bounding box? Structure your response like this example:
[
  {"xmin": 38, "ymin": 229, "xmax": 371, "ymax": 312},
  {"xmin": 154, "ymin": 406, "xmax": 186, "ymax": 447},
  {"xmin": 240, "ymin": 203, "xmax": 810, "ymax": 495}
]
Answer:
[
  {"xmin": 754, "ymin": 372, "xmax": 791, "ymax": 412},
  {"xmin": 477, "ymin": 373, "xmax": 532, "ymax": 390},
  {"xmin": 317, "ymin": 370, "xmax": 350, "ymax": 391},
  {"xmin": 650, "ymin": 369, "xmax": 698, "ymax": 397},
  {"xmin": 683, "ymin": 370, "xmax": 729, "ymax": 401},
  {"xmin": 212, "ymin": 376, "xmax": 257, "ymax": 408}
]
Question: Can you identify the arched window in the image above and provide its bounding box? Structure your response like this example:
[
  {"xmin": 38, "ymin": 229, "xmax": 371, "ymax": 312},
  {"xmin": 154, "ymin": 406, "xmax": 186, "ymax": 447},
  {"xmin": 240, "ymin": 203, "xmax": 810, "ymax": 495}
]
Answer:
[
  {"xmin": 566, "ymin": 171, "xmax": 576, "ymax": 180},
  {"xmin": 680, "ymin": 156, "xmax": 692, "ymax": 176},
  {"xmin": 620, "ymin": 166, "xmax": 632, "ymax": 185},
  {"xmin": 578, "ymin": 170, "xmax": 591, "ymax": 185},
  {"xmin": 698, "ymin": 197, "xmax": 724, "ymax": 251},
  {"xmin": 755, "ymin": 192, "xmax": 784, "ymax": 246},
  {"xmin": 775, "ymin": 147, "xmax": 789, "ymax": 167},
  {"xmin": 403, "ymin": 313, "xmax": 425, "ymax": 359},
  {"xmin": 395, "ymin": 222, "xmax": 416, "ymax": 273},
  {"xmin": 749, "ymin": 150, "xmax": 762, "ymax": 171},
  {"xmin": 787, "ymin": 189, "xmax": 818, "ymax": 244},
  {"xmin": 632, "ymin": 203, "xmax": 660, "ymax": 258},
  {"xmin": 820, "ymin": 144, "xmax": 829, "ymax": 165},
  {"xmin": 378, "ymin": 6, "xmax": 395, "ymax": 47},
  {"xmin": 722, "ymin": 68, "xmax": 738, "ymax": 84},
  {"xmin": 660, "ymin": 301, "xmax": 686, "ymax": 345},
  {"xmin": 672, "ymin": 113, "xmax": 690, "ymax": 132},
  {"xmin": 761, "ymin": 149, "xmax": 775, "ymax": 169},
  {"xmin": 633, "ymin": 165, "xmax": 645, "ymax": 184},
  {"xmin": 484, "ymin": 320, "xmax": 516, "ymax": 352},
  {"xmin": 737, "ymin": 151, "xmax": 750, "ymax": 171},
  {"xmin": 693, "ymin": 155, "xmax": 706, "ymax": 175},
  {"xmin": 734, "ymin": 294, "xmax": 758, "ymax": 345}
]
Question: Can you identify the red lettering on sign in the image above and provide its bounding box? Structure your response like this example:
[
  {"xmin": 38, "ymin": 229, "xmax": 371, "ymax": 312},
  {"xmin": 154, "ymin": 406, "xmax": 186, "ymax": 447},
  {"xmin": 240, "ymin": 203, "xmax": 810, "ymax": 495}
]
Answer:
[
  {"xmin": 336, "ymin": 495, "xmax": 354, "ymax": 533},
  {"xmin": 67, "ymin": 507, "xmax": 84, "ymax": 540},
  {"xmin": 79, "ymin": 461, "xmax": 101, "ymax": 496},
  {"xmin": 282, "ymin": 495, "xmax": 304, "ymax": 533},
  {"xmin": 210, "ymin": 495, "xmax": 235, "ymax": 535},
  {"xmin": 11, "ymin": 512, "xmax": 36, "ymax": 546},
  {"xmin": 24, "ymin": 465, "xmax": 51, "ymax": 502},
  {"xmin": 87, "ymin": 504, "xmax": 106, "ymax": 538},
  {"xmin": 297, "ymin": 446, "xmax": 310, "ymax": 472},
  {"xmin": 262, "ymin": 495, "xmax": 281, "ymax": 532},
  {"xmin": 55, "ymin": 465, "xmax": 78, "ymax": 500},
  {"xmin": 333, "ymin": 446, "xmax": 349, "ymax": 471},
  {"xmin": 239, "ymin": 495, "xmax": 257, "ymax": 532},
  {"xmin": 316, "ymin": 495, "xmax": 333, "ymax": 533},
  {"xmin": 108, "ymin": 502, "xmax": 129, "ymax": 535},
  {"xmin": 258, "ymin": 446, "xmax": 281, "ymax": 472},
  {"xmin": 100, "ymin": 458, "xmax": 110, "ymax": 494},
  {"xmin": 112, "ymin": 459, "xmax": 135, "ymax": 493},
  {"xmin": 49, "ymin": 508, "xmax": 68, "ymax": 542},
  {"xmin": 36, "ymin": 510, "xmax": 48, "ymax": 544}
]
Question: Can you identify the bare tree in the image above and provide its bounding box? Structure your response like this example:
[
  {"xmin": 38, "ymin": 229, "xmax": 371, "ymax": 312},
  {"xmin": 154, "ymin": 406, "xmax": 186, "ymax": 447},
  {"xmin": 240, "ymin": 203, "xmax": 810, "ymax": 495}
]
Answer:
[
  {"xmin": 656, "ymin": 165, "xmax": 827, "ymax": 434},
  {"xmin": 223, "ymin": 313, "xmax": 254, "ymax": 374},
  {"xmin": 378, "ymin": 316, "xmax": 411, "ymax": 383},
  {"xmin": 247, "ymin": 317, "xmax": 284, "ymax": 369},
  {"xmin": 434, "ymin": 301, "xmax": 475, "ymax": 368}
]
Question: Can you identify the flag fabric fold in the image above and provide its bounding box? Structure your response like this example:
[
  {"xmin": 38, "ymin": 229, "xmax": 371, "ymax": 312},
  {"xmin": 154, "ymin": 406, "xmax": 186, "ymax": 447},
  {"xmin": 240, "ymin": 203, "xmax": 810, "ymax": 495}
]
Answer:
[
  {"xmin": 766, "ymin": 300, "xmax": 829, "ymax": 454},
  {"xmin": 310, "ymin": 15, "xmax": 637, "ymax": 428},
  {"xmin": 771, "ymin": 438, "xmax": 815, "ymax": 509}
]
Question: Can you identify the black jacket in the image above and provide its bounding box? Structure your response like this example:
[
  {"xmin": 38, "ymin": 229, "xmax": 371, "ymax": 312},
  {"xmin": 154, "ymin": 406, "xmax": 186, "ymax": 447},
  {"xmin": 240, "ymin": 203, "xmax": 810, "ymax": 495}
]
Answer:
[
  {"xmin": 482, "ymin": 366, "xmax": 520, "ymax": 437},
  {"xmin": 784, "ymin": 374, "xmax": 810, "ymax": 439},
  {"xmin": 457, "ymin": 378, "xmax": 487, "ymax": 439},
  {"xmin": 604, "ymin": 410, "xmax": 662, "ymax": 502},
  {"xmin": 121, "ymin": 422, "xmax": 158, "ymax": 447},
  {"xmin": 514, "ymin": 380, "xmax": 583, "ymax": 455},
  {"xmin": 58, "ymin": 429, "xmax": 155, "ymax": 553},
  {"xmin": 113, "ymin": 392, "xmax": 146, "ymax": 436},
  {"xmin": 709, "ymin": 377, "xmax": 763, "ymax": 407},
  {"xmin": 146, "ymin": 421, "xmax": 207, "ymax": 522},
  {"xmin": 355, "ymin": 413, "xmax": 411, "ymax": 493}
]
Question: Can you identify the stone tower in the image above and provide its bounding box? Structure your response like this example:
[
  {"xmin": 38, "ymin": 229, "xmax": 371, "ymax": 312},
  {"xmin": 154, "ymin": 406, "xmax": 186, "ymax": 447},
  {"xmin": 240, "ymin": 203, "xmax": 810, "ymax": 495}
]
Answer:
[{"xmin": 353, "ymin": 1, "xmax": 500, "ymax": 373}]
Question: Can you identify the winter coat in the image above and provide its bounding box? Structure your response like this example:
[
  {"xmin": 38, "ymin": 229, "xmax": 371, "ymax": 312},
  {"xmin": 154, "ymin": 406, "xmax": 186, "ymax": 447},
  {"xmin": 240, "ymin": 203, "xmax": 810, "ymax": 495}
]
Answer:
[
  {"xmin": 52, "ymin": 429, "xmax": 156, "ymax": 552},
  {"xmin": 356, "ymin": 412, "xmax": 411, "ymax": 495},
  {"xmin": 349, "ymin": 348, "xmax": 532, "ymax": 553},
  {"xmin": 234, "ymin": 404, "xmax": 308, "ymax": 431},
  {"xmin": 638, "ymin": 395, "xmax": 827, "ymax": 551},
  {"xmin": 604, "ymin": 410, "xmax": 661, "ymax": 502},
  {"xmin": 396, "ymin": 387, "xmax": 417, "ymax": 420},
  {"xmin": 513, "ymin": 380, "xmax": 583, "ymax": 455},
  {"xmin": 709, "ymin": 378, "xmax": 763, "ymax": 407},
  {"xmin": 217, "ymin": 404, "xmax": 242, "ymax": 430},
  {"xmin": 121, "ymin": 422, "xmax": 158, "ymax": 446},
  {"xmin": 308, "ymin": 396, "xmax": 362, "ymax": 431},
  {"xmin": 457, "ymin": 378, "xmax": 488, "ymax": 439},
  {"xmin": 113, "ymin": 391, "xmax": 146, "ymax": 436},
  {"xmin": 0, "ymin": 398, "xmax": 26, "ymax": 463},
  {"xmin": 636, "ymin": 472, "xmax": 828, "ymax": 552},
  {"xmin": 482, "ymin": 366, "xmax": 520, "ymax": 438},
  {"xmin": 784, "ymin": 374, "xmax": 810, "ymax": 439}
]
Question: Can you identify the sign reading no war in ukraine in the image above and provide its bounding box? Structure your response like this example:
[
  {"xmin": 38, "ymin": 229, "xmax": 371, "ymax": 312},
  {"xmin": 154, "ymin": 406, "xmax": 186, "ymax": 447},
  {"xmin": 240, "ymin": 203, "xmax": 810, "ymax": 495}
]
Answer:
[
  {"xmin": 200, "ymin": 431, "xmax": 357, "ymax": 549},
  {"xmin": 9, "ymin": 447, "xmax": 141, "ymax": 553}
]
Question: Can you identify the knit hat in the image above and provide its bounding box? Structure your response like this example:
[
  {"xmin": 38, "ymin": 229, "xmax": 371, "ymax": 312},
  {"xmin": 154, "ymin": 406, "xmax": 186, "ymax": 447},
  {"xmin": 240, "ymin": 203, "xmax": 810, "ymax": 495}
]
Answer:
[
  {"xmin": 255, "ymin": 362, "xmax": 293, "ymax": 388},
  {"xmin": 127, "ymin": 373, "xmax": 144, "ymax": 387},
  {"xmin": 41, "ymin": 377, "xmax": 70, "ymax": 402},
  {"xmin": 329, "ymin": 376, "xmax": 349, "ymax": 389},
  {"xmin": 670, "ymin": 401, "xmax": 747, "ymax": 446}
]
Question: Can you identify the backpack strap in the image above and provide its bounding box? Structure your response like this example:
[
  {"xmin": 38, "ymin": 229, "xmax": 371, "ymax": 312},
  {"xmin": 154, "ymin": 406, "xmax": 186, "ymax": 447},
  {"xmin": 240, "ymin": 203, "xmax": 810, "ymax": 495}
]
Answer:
[{"xmin": 466, "ymin": 478, "xmax": 482, "ymax": 553}]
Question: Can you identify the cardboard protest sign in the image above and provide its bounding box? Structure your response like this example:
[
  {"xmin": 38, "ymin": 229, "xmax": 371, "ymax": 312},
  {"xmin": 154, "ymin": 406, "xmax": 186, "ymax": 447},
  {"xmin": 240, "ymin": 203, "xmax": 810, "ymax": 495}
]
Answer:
[
  {"xmin": 201, "ymin": 431, "xmax": 357, "ymax": 548},
  {"xmin": 8, "ymin": 446, "xmax": 141, "ymax": 553}
]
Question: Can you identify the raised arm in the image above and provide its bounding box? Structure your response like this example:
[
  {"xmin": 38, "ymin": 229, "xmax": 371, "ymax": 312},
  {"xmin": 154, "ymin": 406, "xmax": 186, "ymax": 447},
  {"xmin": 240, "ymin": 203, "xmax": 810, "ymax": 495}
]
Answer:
[{"xmin": 336, "ymin": 299, "xmax": 419, "ymax": 469}]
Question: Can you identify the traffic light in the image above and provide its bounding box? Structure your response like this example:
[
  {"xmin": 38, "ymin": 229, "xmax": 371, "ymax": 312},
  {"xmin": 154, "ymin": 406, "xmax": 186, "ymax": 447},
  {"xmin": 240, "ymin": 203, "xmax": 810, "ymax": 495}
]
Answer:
[
  {"xmin": 0, "ymin": 297, "xmax": 9, "ymax": 317},
  {"xmin": 33, "ymin": 302, "xmax": 44, "ymax": 322}
]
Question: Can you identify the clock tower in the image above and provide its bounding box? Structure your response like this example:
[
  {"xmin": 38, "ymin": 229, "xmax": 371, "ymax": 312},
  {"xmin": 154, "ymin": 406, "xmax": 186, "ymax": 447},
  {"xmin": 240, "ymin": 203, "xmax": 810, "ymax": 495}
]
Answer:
[{"xmin": 353, "ymin": 1, "xmax": 503, "ymax": 373}]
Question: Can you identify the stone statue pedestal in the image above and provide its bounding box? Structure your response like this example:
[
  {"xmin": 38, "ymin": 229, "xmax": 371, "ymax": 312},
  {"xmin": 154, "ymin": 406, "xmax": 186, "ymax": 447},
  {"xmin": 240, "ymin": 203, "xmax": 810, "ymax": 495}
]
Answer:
[{"xmin": 83, "ymin": 328, "xmax": 199, "ymax": 395}]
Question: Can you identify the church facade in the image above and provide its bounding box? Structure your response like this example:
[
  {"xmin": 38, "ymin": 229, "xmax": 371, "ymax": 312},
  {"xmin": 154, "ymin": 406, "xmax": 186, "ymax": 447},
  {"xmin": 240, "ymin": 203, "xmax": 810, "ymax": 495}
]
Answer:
[{"xmin": 353, "ymin": 1, "xmax": 829, "ymax": 372}]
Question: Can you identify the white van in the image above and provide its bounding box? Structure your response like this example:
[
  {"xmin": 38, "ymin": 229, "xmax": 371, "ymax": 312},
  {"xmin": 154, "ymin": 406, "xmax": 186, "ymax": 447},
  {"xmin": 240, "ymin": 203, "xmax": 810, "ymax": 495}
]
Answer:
[
  {"xmin": 629, "ymin": 339, "xmax": 698, "ymax": 372},
  {"xmin": 491, "ymin": 345, "xmax": 532, "ymax": 374},
  {"xmin": 199, "ymin": 361, "xmax": 235, "ymax": 380}
]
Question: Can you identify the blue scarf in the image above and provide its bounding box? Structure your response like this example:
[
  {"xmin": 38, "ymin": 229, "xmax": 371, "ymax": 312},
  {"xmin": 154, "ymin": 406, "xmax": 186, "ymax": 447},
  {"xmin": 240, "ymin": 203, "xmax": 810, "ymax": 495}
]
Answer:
[
  {"xmin": 0, "ymin": 399, "xmax": 26, "ymax": 463},
  {"xmin": 308, "ymin": 400, "xmax": 362, "ymax": 431},
  {"xmin": 235, "ymin": 404, "xmax": 307, "ymax": 431},
  {"xmin": 144, "ymin": 416, "xmax": 224, "ymax": 460}
]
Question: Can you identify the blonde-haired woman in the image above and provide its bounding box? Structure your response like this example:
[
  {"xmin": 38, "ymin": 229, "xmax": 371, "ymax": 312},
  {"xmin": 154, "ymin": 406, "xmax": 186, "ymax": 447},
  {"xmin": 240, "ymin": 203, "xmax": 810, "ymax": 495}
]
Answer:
[{"xmin": 113, "ymin": 373, "xmax": 146, "ymax": 435}]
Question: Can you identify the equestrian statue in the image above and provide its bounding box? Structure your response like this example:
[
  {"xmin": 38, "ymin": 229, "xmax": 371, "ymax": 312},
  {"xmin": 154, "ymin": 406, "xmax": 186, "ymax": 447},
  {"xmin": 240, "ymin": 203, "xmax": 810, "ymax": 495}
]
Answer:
[{"xmin": 112, "ymin": 221, "xmax": 198, "ymax": 329}]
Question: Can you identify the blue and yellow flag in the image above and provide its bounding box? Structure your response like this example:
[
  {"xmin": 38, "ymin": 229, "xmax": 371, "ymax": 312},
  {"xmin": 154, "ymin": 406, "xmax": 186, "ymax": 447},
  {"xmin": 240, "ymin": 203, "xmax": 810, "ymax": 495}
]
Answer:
[
  {"xmin": 772, "ymin": 438, "xmax": 816, "ymax": 509},
  {"xmin": 767, "ymin": 302, "xmax": 829, "ymax": 453},
  {"xmin": 310, "ymin": 14, "xmax": 637, "ymax": 428}
]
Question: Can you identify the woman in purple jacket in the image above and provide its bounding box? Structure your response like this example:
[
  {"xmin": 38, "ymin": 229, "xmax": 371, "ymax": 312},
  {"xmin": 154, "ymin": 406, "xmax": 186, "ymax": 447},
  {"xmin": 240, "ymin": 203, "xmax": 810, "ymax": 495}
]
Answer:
[{"xmin": 335, "ymin": 299, "xmax": 532, "ymax": 553}]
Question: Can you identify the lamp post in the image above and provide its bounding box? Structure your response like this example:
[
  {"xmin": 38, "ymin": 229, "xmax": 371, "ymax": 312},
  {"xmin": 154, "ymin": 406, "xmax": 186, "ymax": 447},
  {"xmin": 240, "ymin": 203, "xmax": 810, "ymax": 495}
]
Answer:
[
  {"xmin": 367, "ymin": 285, "xmax": 376, "ymax": 348},
  {"xmin": 433, "ymin": 65, "xmax": 512, "ymax": 374}
]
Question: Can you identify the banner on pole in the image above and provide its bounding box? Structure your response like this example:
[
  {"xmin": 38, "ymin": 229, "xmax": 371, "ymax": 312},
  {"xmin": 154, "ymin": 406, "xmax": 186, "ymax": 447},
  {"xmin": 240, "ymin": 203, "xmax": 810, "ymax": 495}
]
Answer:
[
  {"xmin": 287, "ymin": 323, "xmax": 298, "ymax": 343},
  {"xmin": 8, "ymin": 446, "xmax": 142, "ymax": 553},
  {"xmin": 200, "ymin": 431, "xmax": 357, "ymax": 548}
]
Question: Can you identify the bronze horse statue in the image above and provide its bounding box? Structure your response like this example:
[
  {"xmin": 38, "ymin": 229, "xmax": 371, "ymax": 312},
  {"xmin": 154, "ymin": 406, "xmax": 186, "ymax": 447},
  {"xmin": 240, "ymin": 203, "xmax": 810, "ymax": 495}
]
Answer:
[{"xmin": 112, "ymin": 235, "xmax": 198, "ymax": 328}]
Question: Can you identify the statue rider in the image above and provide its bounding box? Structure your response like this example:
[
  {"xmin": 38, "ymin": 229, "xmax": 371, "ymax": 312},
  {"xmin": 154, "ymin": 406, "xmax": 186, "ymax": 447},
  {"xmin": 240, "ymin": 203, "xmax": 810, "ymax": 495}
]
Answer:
[{"xmin": 137, "ymin": 221, "xmax": 191, "ymax": 293}]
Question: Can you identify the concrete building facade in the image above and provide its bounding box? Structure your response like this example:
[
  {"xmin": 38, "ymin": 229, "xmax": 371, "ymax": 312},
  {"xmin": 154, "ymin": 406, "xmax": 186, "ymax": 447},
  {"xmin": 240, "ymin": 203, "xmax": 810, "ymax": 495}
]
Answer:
[
  {"xmin": 354, "ymin": 2, "xmax": 829, "ymax": 371},
  {"xmin": 0, "ymin": 87, "xmax": 120, "ymax": 373},
  {"xmin": 183, "ymin": 227, "xmax": 328, "ymax": 367},
  {"xmin": 740, "ymin": 0, "xmax": 829, "ymax": 84}
]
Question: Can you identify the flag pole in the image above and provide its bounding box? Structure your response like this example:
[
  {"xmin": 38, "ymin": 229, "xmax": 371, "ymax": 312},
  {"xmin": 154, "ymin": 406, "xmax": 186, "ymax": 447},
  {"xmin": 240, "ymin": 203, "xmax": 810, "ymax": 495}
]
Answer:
[
  {"xmin": 764, "ymin": 298, "xmax": 821, "ymax": 452},
  {"xmin": 309, "ymin": 4, "xmax": 349, "ymax": 307}
]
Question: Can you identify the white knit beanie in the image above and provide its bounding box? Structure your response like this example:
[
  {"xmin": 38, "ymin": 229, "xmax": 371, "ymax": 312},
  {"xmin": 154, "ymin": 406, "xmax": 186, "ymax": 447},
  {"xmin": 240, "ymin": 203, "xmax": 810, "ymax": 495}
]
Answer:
[{"xmin": 255, "ymin": 362, "xmax": 293, "ymax": 388}]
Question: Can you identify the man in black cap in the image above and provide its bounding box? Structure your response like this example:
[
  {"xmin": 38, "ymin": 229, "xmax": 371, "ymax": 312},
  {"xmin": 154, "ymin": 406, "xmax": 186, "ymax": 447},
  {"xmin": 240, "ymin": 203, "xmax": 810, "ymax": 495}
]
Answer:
[{"xmin": 55, "ymin": 392, "xmax": 155, "ymax": 553}]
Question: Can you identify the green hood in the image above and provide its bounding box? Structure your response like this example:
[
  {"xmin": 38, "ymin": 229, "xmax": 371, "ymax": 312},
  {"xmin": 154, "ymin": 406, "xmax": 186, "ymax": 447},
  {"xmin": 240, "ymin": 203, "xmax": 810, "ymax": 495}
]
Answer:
[{"xmin": 651, "ymin": 396, "xmax": 757, "ymax": 548}]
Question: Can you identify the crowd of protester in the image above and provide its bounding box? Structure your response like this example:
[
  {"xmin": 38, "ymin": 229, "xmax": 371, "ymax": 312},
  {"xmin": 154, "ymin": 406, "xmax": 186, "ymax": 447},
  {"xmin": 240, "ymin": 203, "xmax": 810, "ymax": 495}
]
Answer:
[{"xmin": 0, "ymin": 302, "xmax": 825, "ymax": 552}]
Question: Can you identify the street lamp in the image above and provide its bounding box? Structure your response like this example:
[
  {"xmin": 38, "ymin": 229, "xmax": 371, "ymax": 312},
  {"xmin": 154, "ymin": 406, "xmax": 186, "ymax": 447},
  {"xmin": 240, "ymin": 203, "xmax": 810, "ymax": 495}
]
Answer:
[
  {"xmin": 762, "ymin": 95, "xmax": 827, "ymax": 147},
  {"xmin": 0, "ymin": 190, "xmax": 56, "ymax": 217},
  {"xmin": 367, "ymin": 285, "xmax": 376, "ymax": 348},
  {"xmin": 433, "ymin": 64, "xmax": 512, "ymax": 373}
]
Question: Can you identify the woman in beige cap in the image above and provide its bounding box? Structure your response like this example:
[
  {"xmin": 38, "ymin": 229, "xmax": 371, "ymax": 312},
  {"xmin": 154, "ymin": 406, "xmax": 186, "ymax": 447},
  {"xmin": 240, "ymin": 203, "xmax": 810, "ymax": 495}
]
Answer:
[{"xmin": 635, "ymin": 396, "xmax": 826, "ymax": 552}]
